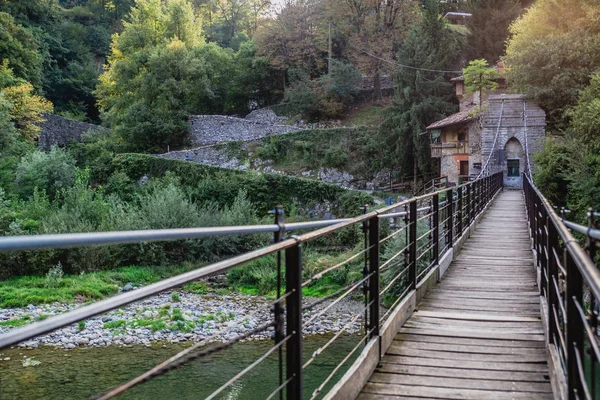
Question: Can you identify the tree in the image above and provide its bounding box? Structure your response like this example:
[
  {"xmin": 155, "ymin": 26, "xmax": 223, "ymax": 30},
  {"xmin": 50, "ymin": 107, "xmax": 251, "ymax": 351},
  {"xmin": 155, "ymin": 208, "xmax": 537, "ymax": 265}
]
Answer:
[
  {"xmin": 226, "ymin": 38, "xmax": 281, "ymax": 113},
  {"xmin": 462, "ymin": 59, "xmax": 498, "ymax": 109},
  {"xmin": 504, "ymin": 0, "xmax": 600, "ymax": 126},
  {"xmin": 255, "ymin": 0, "xmax": 326, "ymax": 83},
  {"xmin": 378, "ymin": 0, "xmax": 463, "ymax": 184},
  {"xmin": 0, "ymin": 61, "xmax": 53, "ymax": 143},
  {"xmin": 569, "ymin": 72, "xmax": 600, "ymax": 146},
  {"xmin": 0, "ymin": 12, "xmax": 43, "ymax": 89},
  {"xmin": 96, "ymin": 0, "xmax": 238, "ymax": 151},
  {"xmin": 326, "ymin": 0, "xmax": 416, "ymax": 101},
  {"xmin": 464, "ymin": 0, "xmax": 520, "ymax": 64}
]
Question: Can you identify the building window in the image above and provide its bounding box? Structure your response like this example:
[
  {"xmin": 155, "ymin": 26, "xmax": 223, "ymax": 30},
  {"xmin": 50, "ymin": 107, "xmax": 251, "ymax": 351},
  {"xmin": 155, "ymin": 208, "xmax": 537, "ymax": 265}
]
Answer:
[{"xmin": 507, "ymin": 159, "xmax": 520, "ymax": 177}]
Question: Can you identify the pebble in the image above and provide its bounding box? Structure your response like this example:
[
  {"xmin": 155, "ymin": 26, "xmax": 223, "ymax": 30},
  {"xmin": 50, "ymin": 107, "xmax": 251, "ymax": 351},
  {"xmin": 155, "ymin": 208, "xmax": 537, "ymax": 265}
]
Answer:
[{"xmin": 0, "ymin": 292, "xmax": 366, "ymax": 349}]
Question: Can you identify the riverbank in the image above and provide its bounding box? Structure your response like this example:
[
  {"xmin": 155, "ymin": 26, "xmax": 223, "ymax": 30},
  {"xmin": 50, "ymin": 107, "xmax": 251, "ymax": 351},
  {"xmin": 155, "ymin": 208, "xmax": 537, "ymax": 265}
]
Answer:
[{"xmin": 0, "ymin": 290, "xmax": 364, "ymax": 349}]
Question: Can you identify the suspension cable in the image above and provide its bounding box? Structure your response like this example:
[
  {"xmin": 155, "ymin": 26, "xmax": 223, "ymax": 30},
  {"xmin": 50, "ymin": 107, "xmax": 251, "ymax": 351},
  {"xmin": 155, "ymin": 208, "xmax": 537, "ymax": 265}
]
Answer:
[
  {"xmin": 523, "ymin": 100, "xmax": 533, "ymax": 179},
  {"xmin": 477, "ymin": 100, "xmax": 505, "ymax": 179}
]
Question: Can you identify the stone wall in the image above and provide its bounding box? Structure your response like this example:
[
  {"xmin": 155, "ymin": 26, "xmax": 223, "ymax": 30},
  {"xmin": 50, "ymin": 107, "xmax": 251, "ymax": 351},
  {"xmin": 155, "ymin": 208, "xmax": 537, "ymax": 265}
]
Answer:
[
  {"xmin": 157, "ymin": 143, "xmax": 361, "ymax": 188},
  {"xmin": 38, "ymin": 114, "xmax": 109, "ymax": 151},
  {"xmin": 480, "ymin": 94, "xmax": 546, "ymax": 187},
  {"xmin": 189, "ymin": 112, "xmax": 299, "ymax": 146},
  {"xmin": 157, "ymin": 139, "xmax": 391, "ymax": 191}
]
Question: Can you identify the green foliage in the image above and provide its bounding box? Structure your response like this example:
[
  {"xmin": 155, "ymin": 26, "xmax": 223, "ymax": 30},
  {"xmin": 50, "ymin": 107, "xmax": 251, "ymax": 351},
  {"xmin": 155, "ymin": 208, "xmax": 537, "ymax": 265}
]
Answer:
[
  {"xmin": 462, "ymin": 59, "xmax": 499, "ymax": 107},
  {"xmin": 15, "ymin": 147, "xmax": 77, "ymax": 199},
  {"xmin": 0, "ymin": 316, "xmax": 30, "ymax": 327},
  {"xmin": 281, "ymin": 61, "xmax": 361, "ymax": 121},
  {"xmin": 504, "ymin": 0, "xmax": 600, "ymax": 125},
  {"xmin": 104, "ymin": 319, "xmax": 126, "ymax": 329},
  {"xmin": 77, "ymin": 320, "xmax": 86, "ymax": 331},
  {"xmin": 569, "ymin": 72, "xmax": 600, "ymax": 144},
  {"xmin": 533, "ymin": 138, "xmax": 572, "ymax": 208},
  {"xmin": 111, "ymin": 153, "xmax": 372, "ymax": 216},
  {"xmin": 96, "ymin": 0, "xmax": 279, "ymax": 151},
  {"xmin": 45, "ymin": 263, "xmax": 64, "ymax": 288},
  {"xmin": 0, "ymin": 12, "xmax": 42, "ymax": 88},
  {"xmin": 464, "ymin": 0, "xmax": 521, "ymax": 64},
  {"xmin": 170, "ymin": 292, "xmax": 181, "ymax": 302}
]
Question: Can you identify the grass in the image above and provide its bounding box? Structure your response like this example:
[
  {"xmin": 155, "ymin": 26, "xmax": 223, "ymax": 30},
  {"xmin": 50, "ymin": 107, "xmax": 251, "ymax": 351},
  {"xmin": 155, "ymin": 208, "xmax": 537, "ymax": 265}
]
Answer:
[
  {"xmin": 0, "ymin": 264, "xmax": 203, "ymax": 308},
  {"xmin": 0, "ymin": 242, "xmax": 373, "ymax": 310},
  {"xmin": 342, "ymin": 102, "xmax": 390, "ymax": 127},
  {"xmin": 0, "ymin": 315, "xmax": 31, "ymax": 327}
]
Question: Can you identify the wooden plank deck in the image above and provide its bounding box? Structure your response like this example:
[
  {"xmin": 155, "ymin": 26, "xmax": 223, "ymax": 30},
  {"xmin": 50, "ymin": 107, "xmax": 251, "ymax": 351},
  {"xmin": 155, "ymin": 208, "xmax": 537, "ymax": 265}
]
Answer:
[{"xmin": 359, "ymin": 190, "xmax": 553, "ymax": 400}]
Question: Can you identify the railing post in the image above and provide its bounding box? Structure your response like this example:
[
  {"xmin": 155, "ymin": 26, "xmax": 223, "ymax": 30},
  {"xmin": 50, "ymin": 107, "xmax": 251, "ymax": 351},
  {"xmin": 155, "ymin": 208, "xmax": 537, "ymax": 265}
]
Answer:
[
  {"xmin": 433, "ymin": 193, "xmax": 439, "ymax": 265},
  {"xmin": 478, "ymin": 179, "xmax": 483, "ymax": 213},
  {"xmin": 457, "ymin": 187, "xmax": 463, "ymax": 236},
  {"xmin": 409, "ymin": 200, "xmax": 417, "ymax": 289},
  {"xmin": 533, "ymin": 194, "xmax": 539, "ymax": 268},
  {"xmin": 285, "ymin": 244, "xmax": 303, "ymax": 400},
  {"xmin": 540, "ymin": 206, "xmax": 548, "ymax": 297},
  {"xmin": 565, "ymin": 250, "xmax": 584, "ymax": 400},
  {"xmin": 273, "ymin": 206, "xmax": 285, "ymax": 400},
  {"xmin": 547, "ymin": 214, "xmax": 558, "ymax": 345},
  {"xmin": 368, "ymin": 215, "xmax": 380, "ymax": 349},
  {"xmin": 466, "ymin": 183, "xmax": 472, "ymax": 225},
  {"xmin": 446, "ymin": 189, "xmax": 454, "ymax": 246}
]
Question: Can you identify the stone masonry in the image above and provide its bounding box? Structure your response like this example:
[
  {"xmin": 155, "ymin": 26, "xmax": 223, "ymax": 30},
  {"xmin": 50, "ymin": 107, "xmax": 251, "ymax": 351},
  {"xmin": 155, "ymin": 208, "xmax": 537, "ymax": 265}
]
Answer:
[
  {"xmin": 38, "ymin": 114, "xmax": 109, "ymax": 151},
  {"xmin": 189, "ymin": 109, "xmax": 299, "ymax": 146}
]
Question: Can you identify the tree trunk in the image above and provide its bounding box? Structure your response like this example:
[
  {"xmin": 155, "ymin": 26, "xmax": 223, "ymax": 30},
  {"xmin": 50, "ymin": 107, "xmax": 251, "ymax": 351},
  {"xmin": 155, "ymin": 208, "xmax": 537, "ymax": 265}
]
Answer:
[
  {"xmin": 373, "ymin": 72, "xmax": 382, "ymax": 103},
  {"xmin": 413, "ymin": 157, "xmax": 418, "ymax": 195}
]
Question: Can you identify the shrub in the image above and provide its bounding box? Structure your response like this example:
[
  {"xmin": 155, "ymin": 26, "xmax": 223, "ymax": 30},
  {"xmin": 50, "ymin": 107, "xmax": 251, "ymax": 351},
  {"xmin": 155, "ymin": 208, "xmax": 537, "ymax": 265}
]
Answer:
[
  {"xmin": 324, "ymin": 147, "xmax": 349, "ymax": 169},
  {"xmin": 45, "ymin": 263, "xmax": 64, "ymax": 288},
  {"xmin": 15, "ymin": 147, "xmax": 77, "ymax": 199}
]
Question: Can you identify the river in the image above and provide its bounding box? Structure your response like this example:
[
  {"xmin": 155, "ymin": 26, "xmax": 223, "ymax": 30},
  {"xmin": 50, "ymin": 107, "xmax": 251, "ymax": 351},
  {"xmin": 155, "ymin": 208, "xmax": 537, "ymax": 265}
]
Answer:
[{"xmin": 0, "ymin": 334, "xmax": 361, "ymax": 399}]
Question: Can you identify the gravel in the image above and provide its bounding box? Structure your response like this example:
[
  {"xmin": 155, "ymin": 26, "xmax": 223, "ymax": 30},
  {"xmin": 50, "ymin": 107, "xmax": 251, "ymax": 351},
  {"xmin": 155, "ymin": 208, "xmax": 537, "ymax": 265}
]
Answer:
[{"xmin": 0, "ymin": 291, "xmax": 365, "ymax": 349}]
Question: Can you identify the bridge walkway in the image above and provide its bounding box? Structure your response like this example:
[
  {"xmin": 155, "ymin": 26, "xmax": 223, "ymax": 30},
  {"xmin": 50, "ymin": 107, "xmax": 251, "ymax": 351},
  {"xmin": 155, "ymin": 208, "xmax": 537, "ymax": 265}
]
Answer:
[{"xmin": 358, "ymin": 190, "xmax": 553, "ymax": 399}]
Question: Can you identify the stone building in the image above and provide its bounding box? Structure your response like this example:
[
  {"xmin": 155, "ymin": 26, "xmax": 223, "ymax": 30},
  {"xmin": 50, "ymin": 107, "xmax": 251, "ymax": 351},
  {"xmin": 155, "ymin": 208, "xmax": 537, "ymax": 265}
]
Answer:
[{"xmin": 426, "ymin": 65, "xmax": 546, "ymax": 188}]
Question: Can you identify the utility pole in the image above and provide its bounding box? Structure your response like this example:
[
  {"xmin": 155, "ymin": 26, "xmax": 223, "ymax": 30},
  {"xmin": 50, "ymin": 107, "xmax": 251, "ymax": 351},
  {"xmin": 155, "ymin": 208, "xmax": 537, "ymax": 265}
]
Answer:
[{"xmin": 328, "ymin": 22, "xmax": 332, "ymax": 75}]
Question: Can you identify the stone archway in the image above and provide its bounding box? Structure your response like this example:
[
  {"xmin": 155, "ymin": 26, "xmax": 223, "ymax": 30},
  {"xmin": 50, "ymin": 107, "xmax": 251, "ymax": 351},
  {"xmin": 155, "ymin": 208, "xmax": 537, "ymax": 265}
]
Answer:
[{"xmin": 504, "ymin": 137, "xmax": 524, "ymax": 188}]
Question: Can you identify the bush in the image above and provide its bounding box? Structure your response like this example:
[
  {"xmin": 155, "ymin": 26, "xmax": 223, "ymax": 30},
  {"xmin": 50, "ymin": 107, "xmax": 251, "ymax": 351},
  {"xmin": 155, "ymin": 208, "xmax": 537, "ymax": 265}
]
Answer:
[
  {"xmin": 15, "ymin": 147, "xmax": 77, "ymax": 199},
  {"xmin": 112, "ymin": 153, "xmax": 372, "ymax": 217},
  {"xmin": 324, "ymin": 147, "xmax": 349, "ymax": 169}
]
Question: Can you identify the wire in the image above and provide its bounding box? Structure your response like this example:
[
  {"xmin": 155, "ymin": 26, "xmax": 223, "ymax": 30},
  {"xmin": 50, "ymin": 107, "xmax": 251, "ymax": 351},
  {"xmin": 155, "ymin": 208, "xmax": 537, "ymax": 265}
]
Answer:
[
  {"xmin": 331, "ymin": 22, "xmax": 463, "ymax": 75},
  {"xmin": 477, "ymin": 100, "xmax": 505, "ymax": 179},
  {"xmin": 523, "ymin": 100, "xmax": 533, "ymax": 179}
]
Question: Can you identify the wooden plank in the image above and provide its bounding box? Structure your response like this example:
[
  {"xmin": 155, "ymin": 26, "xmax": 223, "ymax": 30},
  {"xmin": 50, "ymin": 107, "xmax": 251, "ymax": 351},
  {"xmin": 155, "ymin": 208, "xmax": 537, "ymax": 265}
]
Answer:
[
  {"xmin": 412, "ymin": 310, "xmax": 541, "ymax": 322},
  {"xmin": 362, "ymin": 382, "xmax": 553, "ymax": 400},
  {"xmin": 381, "ymin": 355, "xmax": 549, "ymax": 372},
  {"xmin": 394, "ymin": 333, "xmax": 546, "ymax": 348},
  {"xmin": 376, "ymin": 364, "xmax": 551, "ymax": 382},
  {"xmin": 369, "ymin": 372, "xmax": 553, "ymax": 393},
  {"xmin": 410, "ymin": 316, "xmax": 543, "ymax": 328},
  {"xmin": 386, "ymin": 346, "xmax": 548, "ymax": 363},
  {"xmin": 403, "ymin": 322, "xmax": 544, "ymax": 334}
]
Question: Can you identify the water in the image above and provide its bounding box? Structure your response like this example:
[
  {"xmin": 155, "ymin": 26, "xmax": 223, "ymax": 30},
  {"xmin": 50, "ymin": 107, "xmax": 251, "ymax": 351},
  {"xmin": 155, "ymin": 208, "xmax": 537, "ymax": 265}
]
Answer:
[{"xmin": 0, "ymin": 334, "xmax": 361, "ymax": 400}]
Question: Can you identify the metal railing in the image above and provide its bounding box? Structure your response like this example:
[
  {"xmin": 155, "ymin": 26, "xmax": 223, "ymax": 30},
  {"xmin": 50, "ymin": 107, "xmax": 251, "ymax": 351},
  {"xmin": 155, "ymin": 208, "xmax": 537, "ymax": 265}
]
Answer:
[
  {"xmin": 0, "ymin": 172, "xmax": 503, "ymax": 400},
  {"xmin": 524, "ymin": 174, "xmax": 600, "ymax": 400}
]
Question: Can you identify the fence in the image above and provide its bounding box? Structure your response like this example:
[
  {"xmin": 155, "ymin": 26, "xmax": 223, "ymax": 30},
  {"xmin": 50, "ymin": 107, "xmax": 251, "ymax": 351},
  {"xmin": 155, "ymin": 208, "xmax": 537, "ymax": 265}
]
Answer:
[
  {"xmin": 524, "ymin": 174, "xmax": 600, "ymax": 400},
  {"xmin": 0, "ymin": 172, "xmax": 503, "ymax": 400}
]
